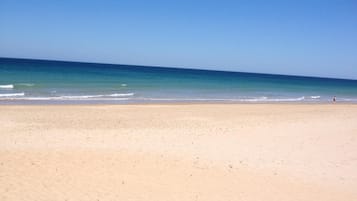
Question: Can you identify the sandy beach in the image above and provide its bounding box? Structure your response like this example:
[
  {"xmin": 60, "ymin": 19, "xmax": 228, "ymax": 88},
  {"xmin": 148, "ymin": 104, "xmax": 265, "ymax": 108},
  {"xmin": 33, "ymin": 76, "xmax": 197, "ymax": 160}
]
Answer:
[{"xmin": 1, "ymin": 104, "xmax": 357, "ymax": 201}]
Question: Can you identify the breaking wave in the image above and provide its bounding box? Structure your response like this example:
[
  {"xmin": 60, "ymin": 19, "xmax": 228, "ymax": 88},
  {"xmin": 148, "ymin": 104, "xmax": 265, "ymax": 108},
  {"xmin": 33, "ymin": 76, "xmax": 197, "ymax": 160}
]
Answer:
[
  {"xmin": 17, "ymin": 83, "xmax": 35, "ymax": 87},
  {"xmin": 0, "ymin": 83, "xmax": 35, "ymax": 89},
  {"xmin": 58, "ymin": 93, "xmax": 134, "ymax": 99},
  {"xmin": 0, "ymin": 92, "xmax": 25, "ymax": 97},
  {"xmin": 139, "ymin": 96, "xmax": 306, "ymax": 102},
  {"xmin": 0, "ymin": 84, "xmax": 14, "ymax": 89},
  {"xmin": 310, "ymin": 96, "xmax": 321, "ymax": 99},
  {"xmin": 0, "ymin": 92, "xmax": 134, "ymax": 100},
  {"xmin": 14, "ymin": 97, "xmax": 131, "ymax": 101}
]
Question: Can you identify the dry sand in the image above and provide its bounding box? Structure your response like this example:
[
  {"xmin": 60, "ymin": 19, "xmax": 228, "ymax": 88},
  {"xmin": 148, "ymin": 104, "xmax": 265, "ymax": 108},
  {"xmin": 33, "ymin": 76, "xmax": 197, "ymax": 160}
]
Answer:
[{"xmin": 0, "ymin": 104, "xmax": 357, "ymax": 201}]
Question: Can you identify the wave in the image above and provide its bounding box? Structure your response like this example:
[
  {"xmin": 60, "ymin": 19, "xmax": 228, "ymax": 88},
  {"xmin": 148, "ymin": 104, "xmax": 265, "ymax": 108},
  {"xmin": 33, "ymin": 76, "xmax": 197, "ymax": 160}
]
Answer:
[
  {"xmin": 0, "ymin": 92, "xmax": 25, "ymax": 97},
  {"xmin": 107, "ymin": 93, "xmax": 134, "ymax": 97},
  {"xmin": 59, "ymin": 95, "xmax": 103, "ymax": 99},
  {"xmin": 143, "ymin": 96, "xmax": 357, "ymax": 102},
  {"xmin": 0, "ymin": 84, "xmax": 14, "ymax": 89},
  {"xmin": 0, "ymin": 92, "xmax": 134, "ymax": 100},
  {"xmin": 140, "ymin": 96, "xmax": 306, "ymax": 102},
  {"xmin": 17, "ymin": 83, "xmax": 35, "ymax": 87},
  {"xmin": 0, "ymin": 83, "xmax": 35, "ymax": 89},
  {"xmin": 58, "ymin": 93, "xmax": 134, "ymax": 99},
  {"xmin": 1, "ymin": 93, "xmax": 356, "ymax": 103},
  {"xmin": 261, "ymin": 96, "xmax": 305, "ymax": 102},
  {"xmin": 310, "ymin": 96, "xmax": 321, "ymax": 99},
  {"xmin": 13, "ymin": 97, "xmax": 131, "ymax": 101}
]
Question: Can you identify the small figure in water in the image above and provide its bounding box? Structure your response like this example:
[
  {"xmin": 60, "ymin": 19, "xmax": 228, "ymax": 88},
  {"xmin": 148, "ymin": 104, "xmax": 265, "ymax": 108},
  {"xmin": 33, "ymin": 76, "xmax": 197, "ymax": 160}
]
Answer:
[{"xmin": 333, "ymin": 96, "xmax": 336, "ymax": 102}]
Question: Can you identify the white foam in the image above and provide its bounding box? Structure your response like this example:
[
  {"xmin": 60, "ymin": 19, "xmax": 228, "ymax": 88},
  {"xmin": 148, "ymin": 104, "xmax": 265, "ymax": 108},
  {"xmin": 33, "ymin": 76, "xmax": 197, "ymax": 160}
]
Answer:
[
  {"xmin": 241, "ymin": 97, "xmax": 268, "ymax": 102},
  {"xmin": 107, "ymin": 93, "xmax": 134, "ymax": 97},
  {"xmin": 0, "ymin": 92, "xmax": 25, "ymax": 97},
  {"xmin": 19, "ymin": 97, "xmax": 130, "ymax": 101},
  {"xmin": 0, "ymin": 84, "xmax": 14, "ymax": 89},
  {"xmin": 17, "ymin": 83, "xmax": 35, "ymax": 87},
  {"xmin": 121, "ymin": 84, "xmax": 127, "ymax": 87},
  {"xmin": 0, "ymin": 92, "xmax": 134, "ymax": 101},
  {"xmin": 263, "ymin": 96, "xmax": 305, "ymax": 102},
  {"xmin": 59, "ymin": 95, "xmax": 102, "ymax": 99},
  {"xmin": 140, "ymin": 96, "xmax": 306, "ymax": 102},
  {"xmin": 21, "ymin": 97, "xmax": 54, "ymax": 100},
  {"xmin": 59, "ymin": 93, "xmax": 134, "ymax": 99},
  {"xmin": 310, "ymin": 96, "xmax": 321, "ymax": 99},
  {"xmin": 141, "ymin": 98, "xmax": 239, "ymax": 101}
]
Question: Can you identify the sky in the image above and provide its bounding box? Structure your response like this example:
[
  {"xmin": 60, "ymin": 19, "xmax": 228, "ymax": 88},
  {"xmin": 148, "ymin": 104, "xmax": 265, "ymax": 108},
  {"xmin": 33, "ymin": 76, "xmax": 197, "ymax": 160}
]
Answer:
[{"xmin": 0, "ymin": 0, "xmax": 357, "ymax": 79}]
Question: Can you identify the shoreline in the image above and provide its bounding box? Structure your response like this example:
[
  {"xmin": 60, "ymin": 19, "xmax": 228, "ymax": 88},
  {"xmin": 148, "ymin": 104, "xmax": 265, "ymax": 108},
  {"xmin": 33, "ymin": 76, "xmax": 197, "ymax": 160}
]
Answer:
[{"xmin": 0, "ymin": 101, "xmax": 356, "ymax": 106}]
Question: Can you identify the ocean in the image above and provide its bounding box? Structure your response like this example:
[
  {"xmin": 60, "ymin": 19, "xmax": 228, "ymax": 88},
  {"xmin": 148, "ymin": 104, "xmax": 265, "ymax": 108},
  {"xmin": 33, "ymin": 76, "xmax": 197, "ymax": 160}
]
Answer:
[{"xmin": 1, "ymin": 57, "xmax": 357, "ymax": 104}]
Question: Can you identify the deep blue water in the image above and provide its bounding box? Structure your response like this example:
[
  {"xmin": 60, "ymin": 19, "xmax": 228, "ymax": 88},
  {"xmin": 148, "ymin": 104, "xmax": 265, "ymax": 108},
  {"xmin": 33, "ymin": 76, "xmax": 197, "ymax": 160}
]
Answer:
[{"xmin": 1, "ymin": 57, "xmax": 357, "ymax": 104}]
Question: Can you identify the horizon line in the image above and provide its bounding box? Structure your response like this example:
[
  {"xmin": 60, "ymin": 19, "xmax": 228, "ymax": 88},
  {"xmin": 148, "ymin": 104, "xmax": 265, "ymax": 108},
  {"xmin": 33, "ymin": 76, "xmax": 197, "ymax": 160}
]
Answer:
[{"xmin": 1, "ymin": 56, "xmax": 356, "ymax": 82}]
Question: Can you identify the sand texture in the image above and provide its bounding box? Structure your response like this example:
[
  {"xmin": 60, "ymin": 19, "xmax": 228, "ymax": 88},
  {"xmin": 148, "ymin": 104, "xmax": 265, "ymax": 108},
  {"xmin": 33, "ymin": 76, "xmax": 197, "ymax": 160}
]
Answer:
[{"xmin": 1, "ymin": 104, "xmax": 357, "ymax": 201}]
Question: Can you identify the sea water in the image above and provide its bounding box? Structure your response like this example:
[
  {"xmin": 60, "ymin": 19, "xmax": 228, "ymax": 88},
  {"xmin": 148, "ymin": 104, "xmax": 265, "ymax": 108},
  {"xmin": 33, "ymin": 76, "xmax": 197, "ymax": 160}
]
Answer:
[{"xmin": 1, "ymin": 58, "xmax": 357, "ymax": 104}]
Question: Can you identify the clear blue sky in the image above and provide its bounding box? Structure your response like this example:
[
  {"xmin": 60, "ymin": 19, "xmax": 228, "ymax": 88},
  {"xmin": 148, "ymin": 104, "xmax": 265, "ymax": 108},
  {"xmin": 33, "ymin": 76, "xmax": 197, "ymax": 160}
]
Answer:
[{"xmin": 1, "ymin": 0, "xmax": 356, "ymax": 79}]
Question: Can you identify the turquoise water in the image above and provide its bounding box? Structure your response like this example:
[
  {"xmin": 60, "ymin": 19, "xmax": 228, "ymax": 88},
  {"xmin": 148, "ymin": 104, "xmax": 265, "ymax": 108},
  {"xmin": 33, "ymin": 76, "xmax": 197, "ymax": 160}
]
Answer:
[{"xmin": 1, "ymin": 58, "xmax": 357, "ymax": 104}]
